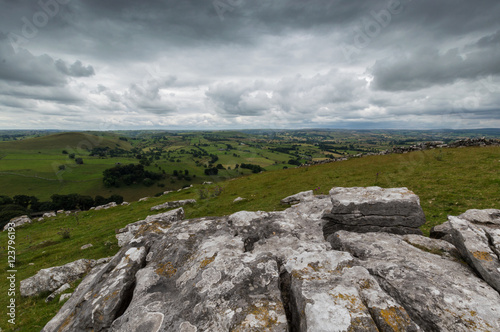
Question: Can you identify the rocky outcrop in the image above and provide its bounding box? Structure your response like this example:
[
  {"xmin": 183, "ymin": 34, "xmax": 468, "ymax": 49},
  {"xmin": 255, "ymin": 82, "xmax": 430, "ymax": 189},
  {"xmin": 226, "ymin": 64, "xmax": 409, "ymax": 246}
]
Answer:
[
  {"xmin": 20, "ymin": 259, "xmax": 96, "ymax": 297},
  {"xmin": 280, "ymin": 190, "xmax": 313, "ymax": 205},
  {"xmin": 328, "ymin": 230, "xmax": 500, "ymax": 331},
  {"xmin": 94, "ymin": 202, "xmax": 117, "ymax": 211},
  {"xmin": 150, "ymin": 199, "xmax": 196, "ymax": 211},
  {"xmin": 43, "ymin": 211, "xmax": 56, "ymax": 218},
  {"xmin": 323, "ymin": 186, "xmax": 425, "ymax": 236},
  {"xmin": 115, "ymin": 207, "xmax": 185, "ymax": 247},
  {"xmin": 3, "ymin": 215, "xmax": 31, "ymax": 231},
  {"xmin": 42, "ymin": 188, "xmax": 500, "ymax": 331}
]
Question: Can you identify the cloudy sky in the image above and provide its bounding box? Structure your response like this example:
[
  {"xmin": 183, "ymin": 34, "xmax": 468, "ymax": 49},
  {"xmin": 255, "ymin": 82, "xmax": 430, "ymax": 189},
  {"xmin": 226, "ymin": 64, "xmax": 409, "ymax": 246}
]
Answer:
[{"xmin": 0, "ymin": 0, "xmax": 499, "ymax": 130}]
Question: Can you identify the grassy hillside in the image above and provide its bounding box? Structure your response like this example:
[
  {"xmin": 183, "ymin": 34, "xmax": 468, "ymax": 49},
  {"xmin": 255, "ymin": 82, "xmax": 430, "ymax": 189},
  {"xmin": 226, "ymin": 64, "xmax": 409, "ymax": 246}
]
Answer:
[
  {"xmin": 0, "ymin": 132, "xmax": 132, "ymax": 151},
  {"xmin": 0, "ymin": 145, "xmax": 499, "ymax": 331}
]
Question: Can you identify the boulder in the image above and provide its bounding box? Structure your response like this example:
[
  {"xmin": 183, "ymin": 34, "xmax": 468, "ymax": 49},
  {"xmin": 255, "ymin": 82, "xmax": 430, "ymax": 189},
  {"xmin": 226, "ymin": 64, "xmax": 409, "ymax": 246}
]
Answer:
[
  {"xmin": 323, "ymin": 186, "xmax": 425, "ymax": 236},
  {"xmin": 139, "ymin": 197, "xmax": 149, "ymax": 202},
  {"xmin": 233, "ymin": 197, "xmax": 246, "ymax": 203},
  {"xmin": 429, "ymin": 220, "xmax": 453, "ymax": 240},
  {"xmin": 45, "ymin": 283, "xmax": 71, "ymax": 303},
  {"xmin": 20, "ymin": 259, "xmax": 95, "ymax": 297},
  {"xmin": 59, "ymin": 293, "xmax": 72, "ymax": 302},
  {"xmin": 459, "ymin": 208, "xmax": 500, "ymax": 225},
  {"xmin": 43, "ymin": 212, "xmax": 56, "ymax": 218},
  {"xmin": 80, "ymin": 244, "xmax": 93, "ymax": 250},
  {"xmin": 448, "ymin": 215, "xmax": 500, "ymax": 292},
  {"xmin": 121, "ymin": 201, "xmax": 130, "ymax": 206},
  {"xmin": 116, "ymin": 207, "xmax": 185, "ymax": 247},
  {"xmin": 328, "ymin": 231, "xmax": 500, "ymax": 331},
  {"xmin": 150, "ymin": 199, "xmax": 196, "ymax": 211},
  {"xmin": 280, "ymin": 190, "xmax": 313, "ymax": 205},
  {"xmin": 94, "ymin": 202, "xmax": 117, "ymax": 211},
  {"xmin": 3, "ymin": 215, "xmax": 31, "ymax": 231}
]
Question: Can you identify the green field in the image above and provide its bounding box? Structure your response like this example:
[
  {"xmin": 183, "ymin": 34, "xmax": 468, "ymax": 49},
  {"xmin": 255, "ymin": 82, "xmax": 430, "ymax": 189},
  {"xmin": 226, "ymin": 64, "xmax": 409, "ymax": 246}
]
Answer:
[{"xmin": 0, "ymin": 143, "xmax": 499, "ymax": 331}]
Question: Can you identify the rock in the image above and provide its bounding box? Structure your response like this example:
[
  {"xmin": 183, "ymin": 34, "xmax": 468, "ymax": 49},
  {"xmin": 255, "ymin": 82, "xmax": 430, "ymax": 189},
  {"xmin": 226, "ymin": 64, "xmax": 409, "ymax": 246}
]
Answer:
[
  {"xmin": 163, "ymin": 190, "xmax": 173, "ymax": 195},
  {"xmin": 57, "ymin": 210, "xmax": 64, "ymax": 214},
  {"xmin": 43, "ymin": 188, "xmax": 500, "ymax": 332},
  {"xmin": 94, "ymin": 202, "xmax": 117, "ymax": 211},
  {"xmin": 459, "ymin": 208, "xmax": 500, "ymax": 225},
  {"xmin": 59, "ymin": 293, "xmax": 72, "ymax": 303},
  {"xmin": 38, "ymin": 217, "xmax": 44, "ymax": 221},
  {"xmin": 280, "ymin": 190, "xmax": 313, "ymax": 205},
  {"xmin": 448, "ymin": 216, "xmax": 500, "ymax": 292},
  {"xmin": 29, "ymin": 263, "xmax": 34, "ymax": 266},
  {"xmin": 20, "ymin": 259, "xmax": 95, "ymax": 297},
  {"xmin": 116, "ymin": 207, "xmax": 185, "ymax": 247},
  {"xmin": 43, "ymin": 212, "xmax": 56, "ymax": 218},
  {"xmin": 121, "ymin": 201, "xmax": 130, "ymax": 206},
  {"xmin": 328, "ymin": 231, "xmax": 500, "ymax": 331},
  {"xmin": 203, "ymin": 181, "xmax": 213, "ymax": 185},
  {"xmin": 323, "ymin": 186, "xmax": 425, "ymax": 236},
  {"xmin": 80, "ymin": 244, "xmax": 93, "ymax": 250},
  {"xmin": 45, "ymin": 283, "xmax": 71, "ymax": 303},
  {"xmin": 139, "ymin": 197, "xmax": 149, "ymax": 202},
  {"xmin": 3, "ymin": 215, "xmax": 31, "ymax": 231},
  {"xmin": 430, "ymin": 220, "xmax": 452, "ymax": 239},
  {"xmin": 150, "ymin": 199, "xmax": 196, "ymax": 211},
  {"xmin": 233, "ymin": 197, "xmax": 246, "ymax": 203}
]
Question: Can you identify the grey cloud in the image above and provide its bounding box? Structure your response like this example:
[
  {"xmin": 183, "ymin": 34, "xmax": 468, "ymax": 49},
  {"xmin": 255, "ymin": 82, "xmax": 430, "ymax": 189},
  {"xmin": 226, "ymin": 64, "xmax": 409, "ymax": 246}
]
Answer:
[
  {"xmin": 56, "ymin": 59, "xmax": 95, "ymax": 77},
  {"xmin": 370, "ymin": 30, "xmax": 500, "ymax": 91},
  {"xmin": 0, "ymin": 33, "xmax": 95, "ymax": 87},
  {"xmin": 206, "ymin": 71, "xmax": 364, "ymax": 117}
]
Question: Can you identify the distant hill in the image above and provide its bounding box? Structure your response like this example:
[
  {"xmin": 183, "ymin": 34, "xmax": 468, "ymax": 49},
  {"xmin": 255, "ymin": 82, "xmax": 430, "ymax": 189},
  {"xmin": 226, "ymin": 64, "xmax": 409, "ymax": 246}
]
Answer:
[{"xmin": 0, "ymin": 132, "xmax": 132, "ymax": 151}]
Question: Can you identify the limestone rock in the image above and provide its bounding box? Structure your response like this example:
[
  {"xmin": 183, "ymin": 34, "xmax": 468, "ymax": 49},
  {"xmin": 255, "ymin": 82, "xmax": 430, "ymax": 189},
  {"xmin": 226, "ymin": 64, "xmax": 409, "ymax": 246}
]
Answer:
[
  {"xmin": 116, "ymin": 207, "xmax": 185, "ymax": 247},
  {"xmin": 233, "ymin": 197, "xmax": 246, "ymax": 203},
  {"xmin": 42, "ymin": 188, "xmax": 500, "ymax": 332},
  {"xmin": 20, "ymin": 259, "xmax": 95, "ymax": 297},
  {"xmin": 45, "ymin": 283, "xmax": 71, "ymax": 303},
  {"xmin": 43, "ymin": 212, "xmax": 56, "ymax": 218},
  {"xmin": 121, "ymin": 202, "xmax": 130, "ymax": 206},
  {"xmin": 150, "ymin": 199, "xmax": 196, "ymax": 211},
  {"xmin": 80, "ymin": 244, "xmax": 93, "ymax": 250},
  {"xmin": 3, "ymin": 215, "xmax": 32, "ymax": 231},
  {"xmin": 94, "ymin": 202, "xmax": 117, "ymax": 211},
  {"xmin": 323, "ymin": 186, "xmax": 425, "ymax": 236},
  {"xmin": 429, "ymin": 220, "xmax": 453, "ymax": 240},
  {"xmin": 328, "ymin": 231, "xmax": 500, "ymax": 331},
  {"xmin": 459, "ymin": 208, "xmax": 500, "ymax": 225},
  {"xmin": 59, "ymin": 293, "xmax": 72, "ymax": 303},
  {"xmin": 448, "ymin": 216, "xmax": 500, "ymax": 292},
  {"xmin": 280, "ymin": 190, "xmax": 313, "ymax": 205},
  {"xmin": 139, "ymin": 197, "xmax": 149, "ymax": 202}
]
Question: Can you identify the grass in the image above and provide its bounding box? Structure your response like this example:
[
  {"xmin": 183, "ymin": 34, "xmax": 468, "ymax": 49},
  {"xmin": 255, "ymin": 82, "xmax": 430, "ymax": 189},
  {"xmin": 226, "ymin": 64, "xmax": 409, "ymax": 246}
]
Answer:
[{"xmin": 0, "ymin": 145, "xmax": 499, "ymax": 331}]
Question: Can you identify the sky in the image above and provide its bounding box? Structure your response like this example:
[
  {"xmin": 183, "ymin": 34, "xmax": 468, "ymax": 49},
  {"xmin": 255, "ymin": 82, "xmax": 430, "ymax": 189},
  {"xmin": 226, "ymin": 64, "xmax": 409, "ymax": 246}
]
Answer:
[{"xmin": 0, "ymin": 0, "xmax": 499, "ymax": 130}]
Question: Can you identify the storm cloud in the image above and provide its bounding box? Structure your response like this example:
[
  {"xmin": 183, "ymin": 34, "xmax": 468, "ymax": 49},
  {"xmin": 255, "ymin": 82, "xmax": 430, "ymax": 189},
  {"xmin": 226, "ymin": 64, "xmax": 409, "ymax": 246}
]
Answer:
[{"xmin": 0, "ymin": 0, "xmax": 499, "ymax": 129}]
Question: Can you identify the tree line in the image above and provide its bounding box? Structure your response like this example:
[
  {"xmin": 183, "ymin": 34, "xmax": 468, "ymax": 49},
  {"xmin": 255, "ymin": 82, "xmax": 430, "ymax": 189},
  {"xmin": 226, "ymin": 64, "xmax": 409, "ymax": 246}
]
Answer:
[{"xmin": 0, "ymin": 193, "xmax": 124, "ymax": 229}]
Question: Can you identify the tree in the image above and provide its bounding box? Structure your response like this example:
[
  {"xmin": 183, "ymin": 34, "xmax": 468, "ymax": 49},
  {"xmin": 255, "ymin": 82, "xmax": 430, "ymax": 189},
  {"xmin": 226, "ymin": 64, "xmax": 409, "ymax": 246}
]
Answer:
[
  {"xmin": 184, "ymin": 169, "xmax": 189, "ymax": 175},
  {"xmin": 69, "ymin": 153, "xmax": 75, "ymax": 159},
  {"xmin": 75, "ymin": 158, "xmax": 84, "ymax": 164},
  {"xmin": 204, "ymin": 167, "xmax": 219, "ymax": 176},
  {"xmin": 13, "ymin": 195, "xmax": 31, "ymax": 208}
]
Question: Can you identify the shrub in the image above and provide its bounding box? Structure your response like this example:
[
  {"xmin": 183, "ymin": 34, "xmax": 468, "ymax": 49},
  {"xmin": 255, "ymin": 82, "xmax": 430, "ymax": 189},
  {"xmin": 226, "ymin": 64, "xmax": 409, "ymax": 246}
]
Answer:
[{"xmin": 57, "ymin": 228, "xmax": 71, "ymax": 239}]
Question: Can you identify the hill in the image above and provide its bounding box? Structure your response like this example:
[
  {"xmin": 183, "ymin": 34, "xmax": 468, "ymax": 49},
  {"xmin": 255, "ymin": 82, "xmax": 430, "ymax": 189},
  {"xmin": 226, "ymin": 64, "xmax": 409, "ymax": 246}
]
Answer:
[
  {"xmin": 0, "ymin": 145, "xmax": 499, "ymax": 330},
  {"xmin": 0, "ymin": 132, "xmax": 132, "ymax": 151}
]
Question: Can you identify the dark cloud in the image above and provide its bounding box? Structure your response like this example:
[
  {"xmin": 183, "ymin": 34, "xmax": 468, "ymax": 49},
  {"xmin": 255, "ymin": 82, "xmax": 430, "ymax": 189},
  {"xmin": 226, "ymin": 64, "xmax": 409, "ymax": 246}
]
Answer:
[
  {"xmin": 55, "ymin": 59, "xmax": 95, "ymax": 77},
  {"xmin": 370, "ymin": 30, "xmax": 500, "ymax": 91},
  {"xmin": 0, "ymin": 0, "xmax": 499, "ymax": 129}
]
